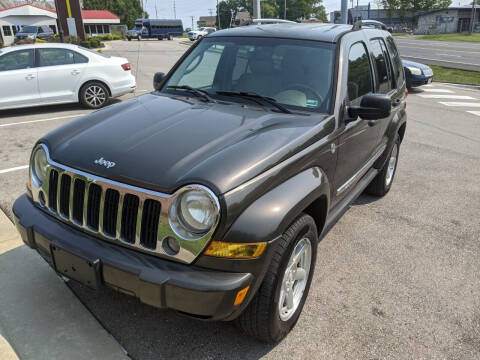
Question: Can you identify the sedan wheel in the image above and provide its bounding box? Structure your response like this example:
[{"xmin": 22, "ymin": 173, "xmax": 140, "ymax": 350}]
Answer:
[{"xmin": 80, "ymin": 82, "xmax": 109, "ymax": 109}]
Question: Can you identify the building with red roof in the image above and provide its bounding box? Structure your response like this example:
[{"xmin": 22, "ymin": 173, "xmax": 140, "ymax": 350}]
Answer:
[{"xmin": 0, "ymin": 4, "xmax": 120, "ymax": 45}]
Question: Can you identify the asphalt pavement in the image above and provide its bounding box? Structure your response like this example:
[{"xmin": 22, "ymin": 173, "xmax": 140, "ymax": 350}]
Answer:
[
  {"xmin": 0, "ymin": 39, "xmax": 479, "ymax": 359},
  {"xmin": 395, "ymin": 37, "xmax": 480, "ymax": 71}
]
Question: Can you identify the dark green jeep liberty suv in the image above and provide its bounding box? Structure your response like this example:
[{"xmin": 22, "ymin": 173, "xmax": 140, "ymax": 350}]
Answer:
[{"xmin": 13, "ymin": 22, "xmax": 407, "ymax": 342}]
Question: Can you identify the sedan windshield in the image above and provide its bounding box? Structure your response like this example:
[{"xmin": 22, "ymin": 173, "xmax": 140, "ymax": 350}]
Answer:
[
  {"xmin": 162, "ymin": 36, "xmax": 335, "ymax": 113},
  {"xmin": 20, "ymin": 26, "xmax": 37, "ymax": 33}
]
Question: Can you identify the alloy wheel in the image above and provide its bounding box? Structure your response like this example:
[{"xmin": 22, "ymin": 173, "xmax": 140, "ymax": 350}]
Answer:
[{"xmin": 85, "ymin": 85, "xmax": 107, "ymax": 108}]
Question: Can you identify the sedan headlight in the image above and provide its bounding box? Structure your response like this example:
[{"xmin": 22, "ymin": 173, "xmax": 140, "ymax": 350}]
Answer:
[
  {"xmin": 31, "ymin": 146, "xmax": 48, "ymax": 187},
  {"xmin": 407, "ymin": 66, "xmax": 422, "ymax": 75},
  {"xmin": 27, "ymin": 34, "xmax": 35, "ymax": 39},
  {"xmin": 169, "ymin": 186, "xmax": 219, "ymax": 240}
]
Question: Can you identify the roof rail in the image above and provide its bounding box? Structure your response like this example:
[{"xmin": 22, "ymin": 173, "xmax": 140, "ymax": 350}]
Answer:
[
  {"xmin": 352, "ymin": 20, "xmax": 362, "ymax": 31},
  {"xmin": 252, "ymin": 18, "xmax": 297, "ymax": 25}
]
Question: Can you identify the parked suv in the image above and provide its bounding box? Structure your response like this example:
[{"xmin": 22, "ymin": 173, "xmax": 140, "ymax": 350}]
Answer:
[
  {"xmin": 13, "ymin": 23, "xmax": 406, "ymax": 342},
  {"xmin": 14, "ymin": 25, "xmax": 54, "ymax": 43},
  {"xmin": 188, "ymin": 27, "xmax": 216, "ymax": 41}
]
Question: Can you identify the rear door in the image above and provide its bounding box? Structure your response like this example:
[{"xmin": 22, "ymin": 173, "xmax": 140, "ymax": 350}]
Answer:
[
  {"xmin": 0, "ymin": 49, "xmax": 40, "ymax": 108},
  {"xmin": 37, "ymin": 48, "xmax": 88, "ymax": 103}
]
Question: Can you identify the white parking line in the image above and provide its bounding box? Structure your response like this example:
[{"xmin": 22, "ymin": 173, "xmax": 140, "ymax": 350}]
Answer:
[
  {"xmin": 422, "ymin": 89, "xmax": 455, "ymax": 93},
  {"xmin": 0, "ymin": 165, "xmax": 28, "ymax": 174},
  {"xmin": 0, "ymin": 114, "xmax": 80, "ymax": 128},
  {"xmin": 438, "ymin": 102, "xmax": 480, "ymax": 107},
  {"xmin": 467, "ymin": 111, "xmax": 480, "ymax": 117},
  {"xmin": 419, "ymin": 95, "xmax": 476, "ymax": 100}
]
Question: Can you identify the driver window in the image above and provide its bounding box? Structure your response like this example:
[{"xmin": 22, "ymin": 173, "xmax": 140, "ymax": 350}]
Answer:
[
  {"xmin": 347, "ymin": 42, "xmax": 373, "ymax": 106},
  {"xmin": 177, "ymin": 44, "xmax": 225, "ymax": 89}
]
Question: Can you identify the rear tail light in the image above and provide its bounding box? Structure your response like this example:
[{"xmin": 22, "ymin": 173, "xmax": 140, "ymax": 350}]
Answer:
[{"xmin": 121, "ymin": 63, "xmax": 131, "ymax": 71}]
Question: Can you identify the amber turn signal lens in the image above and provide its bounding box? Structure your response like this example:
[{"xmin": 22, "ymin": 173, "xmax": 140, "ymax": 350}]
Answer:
[
  {"xmin": 234, "ymin": 286, "xmax": 250, "ymax": 306},
  {"xmin": 203, "ymin": 241, "xmax": 266, "ymax": 259}
]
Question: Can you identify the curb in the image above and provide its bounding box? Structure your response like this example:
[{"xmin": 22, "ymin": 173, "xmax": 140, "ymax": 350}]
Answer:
[{"xmin": 0, "ymin": 210, "xmax": 129, "ymax": 360}]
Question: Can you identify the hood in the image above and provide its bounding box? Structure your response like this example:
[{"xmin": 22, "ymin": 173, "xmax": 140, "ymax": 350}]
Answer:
[
  {"xmin": 41, "ymin": 94, "xmax": 327, "ymax": 195},
  {"xmin": 402, "ymin": 59, "xmax": 431, "ymax": 71}
]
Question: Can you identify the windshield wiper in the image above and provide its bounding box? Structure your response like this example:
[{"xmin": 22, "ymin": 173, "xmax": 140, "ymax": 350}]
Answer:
[
  {"xmin": 216, "ymin": 91, "xmax": 292, "ymax": 114},
  {"xmin": 167, "ymin": 85, "xmax": 214, "ymax": 102}
]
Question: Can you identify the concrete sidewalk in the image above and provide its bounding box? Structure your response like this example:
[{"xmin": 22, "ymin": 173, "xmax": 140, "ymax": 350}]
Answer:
[{"xmin": 0, "ymin": 211, "xmax": 129, "ymax": 360}]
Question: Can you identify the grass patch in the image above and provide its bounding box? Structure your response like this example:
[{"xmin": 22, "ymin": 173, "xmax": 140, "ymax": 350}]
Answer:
[
  {"xmin": 417, "ymin": 33, "xmax": 480, "ymax": 43},
  {"xmin": 430, "ymin": 65, "xmax": 480, "ymax": 86}
]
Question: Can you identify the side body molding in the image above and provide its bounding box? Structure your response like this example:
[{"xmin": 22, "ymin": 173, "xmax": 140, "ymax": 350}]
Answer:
[{"xmin": 221, "ymin": 167, "xmax": 330, "ymax": 244}]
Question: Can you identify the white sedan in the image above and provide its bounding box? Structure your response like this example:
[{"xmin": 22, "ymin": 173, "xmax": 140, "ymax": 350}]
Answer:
[{"xmin": 0, "ymin": 43, "xmax": 136, "ymax": 110}]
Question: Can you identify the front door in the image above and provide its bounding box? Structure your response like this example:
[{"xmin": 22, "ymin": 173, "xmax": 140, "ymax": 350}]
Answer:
[
  {"xmin": 37, "ymin": 48, "xmax": 87, "ymax": 103},
  {"xmin": 333, "ymin": 41, "xmax": 380, "ymax": 200},
  {"xmin": 0, "ymin": 49, "xmax": 40, "ymax": 109}
]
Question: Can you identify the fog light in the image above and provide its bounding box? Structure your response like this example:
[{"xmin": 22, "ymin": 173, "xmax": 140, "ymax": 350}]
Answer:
[
  {"xmin": 234, "ymin": 286, "xmax": 250, "ymax": 306},
  {"xmin": 163, "ymin": 237, "xmax": 180, "ymax": 255},
  {"xmin": 204, "ymin": 241, "xmax": 266, "ymax": 259}
]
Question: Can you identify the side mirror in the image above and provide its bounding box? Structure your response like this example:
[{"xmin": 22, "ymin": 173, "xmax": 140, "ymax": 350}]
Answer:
[
  {"xmin": 153, "ymin": 72, "xmax": 165, "ymax": 91},
  {"xmin": 348, "ymin": 94, "xmax": 391, "ymax": 120}
]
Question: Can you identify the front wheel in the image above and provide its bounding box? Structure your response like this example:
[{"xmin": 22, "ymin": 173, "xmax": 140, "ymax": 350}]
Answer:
[
  {"xmin": 366, "ymin": 134, "xmax": 401, "ymax": 196},
  {"xmin": 79, "ymin": 81, "xmax": 109, "ymax": 109},
  {"xmin": 127, "ymin": 36, "xmax": 131, "ymax": 41},
  {"xmin": 236, "ymin": 214, "xmax": 318, "ymax": 343}
]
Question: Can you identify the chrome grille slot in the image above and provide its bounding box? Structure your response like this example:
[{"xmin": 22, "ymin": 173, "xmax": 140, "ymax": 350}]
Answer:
[
  {"xmin": 120, "ymin": 194, "xmax": 139, "ymax": 243},
  {"xmin": 48, "ymin": 170, "xmax": 59, "ymax": 211},
  {"xmin": 72, "ymin": 179, "xmax": 86, "ymax": 224},
  {"xmin": 87, "ymin": 184, "xmax": 102, "ymax": 230},
  {"xmin": 103, "ymin": 189, "xmax": 119, "ymax": 237},
  {"xmin": 59, "ymin": 174, "xmax": 71, "ymax": 218},
  {"xmin": 140, "ymin": 199, "xmax": 161, "ymax": 249}
]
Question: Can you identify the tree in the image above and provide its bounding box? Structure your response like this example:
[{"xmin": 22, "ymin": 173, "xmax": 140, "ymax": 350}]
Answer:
[
  {"xmin": 83, "ymin": 0, "xmax": 145, "ymax": 29},
  {"xmin": 216, "ymin": 0, "xmax": 328, "ymax": 28},
  {"xmin": 379, "ymin": 0, "xmax": 452, "ymax": 12}
]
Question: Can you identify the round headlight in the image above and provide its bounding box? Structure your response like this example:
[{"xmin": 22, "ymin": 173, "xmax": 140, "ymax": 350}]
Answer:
[
  {"xmin": 31, "ymin": 147, "xmax": 47, "ymax": 187},
  {"xmin": 169, "ymin": 187, "xmax": 219, "ymax": 239}
]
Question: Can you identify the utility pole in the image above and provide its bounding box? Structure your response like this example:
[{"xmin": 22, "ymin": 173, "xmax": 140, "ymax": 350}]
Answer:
[
  {"xmin": 208, "ymin": 8, "xmax": 214, "ymax": 16},
  {"xmin": 190, "ymin": 16, "xmax": 195, "ymax": 30},
  {"xmin": 470, "ymin": 0, "xmax": 476, "ymax": 34},
  {"xmin": 173, "ymin": 0, "xmax": 177, "ymax": 19},
  {"xmin": 217, "ymin": 0, "xmax": 221, "ymax": 29},
  {"xmin": 341, "ymin": 0, "xmax": 348, "ymax": 24},
  {"xmin": 253, "ymin": 0, "xmax": 261, "ymax": 19},
  {"xmin": 284, "ymin": 0, "xmax": 287, "ymax": 19}
]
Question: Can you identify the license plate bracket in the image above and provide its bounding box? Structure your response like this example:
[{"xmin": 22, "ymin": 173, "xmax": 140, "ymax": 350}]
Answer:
[{"xmin": 51, "ymin": 245, "xmax": 100, "ymax": 289}]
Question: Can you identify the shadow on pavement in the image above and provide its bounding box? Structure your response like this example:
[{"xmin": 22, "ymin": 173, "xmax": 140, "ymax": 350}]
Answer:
[{"xmin": 68, "ymin": 282, "xmax": 274, "ymax": 360}]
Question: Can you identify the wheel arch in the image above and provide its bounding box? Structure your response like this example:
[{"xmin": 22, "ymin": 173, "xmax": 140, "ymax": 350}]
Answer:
[{"xmin": 220, "ymin": 167, "xmax": 330, "ymax": 244}]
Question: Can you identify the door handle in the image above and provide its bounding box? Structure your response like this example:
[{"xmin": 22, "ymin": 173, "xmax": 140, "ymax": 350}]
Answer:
[
  {"xmin": 25, "ymin": 74, "xmax": 35, "ymax": 80},
  {"xmin": 71, "ymin": 70, "xmax": 81, "ymax": 75}
]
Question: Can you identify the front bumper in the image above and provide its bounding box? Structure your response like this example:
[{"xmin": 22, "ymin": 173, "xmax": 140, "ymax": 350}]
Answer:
[
  {"xmin": 13, "ymin": 194, "xmax": 253, "ymax": 320},
  {"xmin": 408, "ymin": 74, "xmax": 433, "ymax": 87}
]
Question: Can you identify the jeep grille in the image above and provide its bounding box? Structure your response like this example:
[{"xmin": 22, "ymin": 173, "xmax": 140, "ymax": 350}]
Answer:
[{"xmin": 30, "ymin": 145, "xmax": 220, "ymax": 264}]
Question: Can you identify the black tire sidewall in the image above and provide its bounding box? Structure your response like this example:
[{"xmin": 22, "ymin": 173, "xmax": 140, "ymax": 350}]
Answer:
[
  {"xmin": 269, "ymin": 216, "xmax": 318, "ymax": 341},
  {"xmin": 383, "ymin": 135, "xmax": 401, "ymax": 193}
]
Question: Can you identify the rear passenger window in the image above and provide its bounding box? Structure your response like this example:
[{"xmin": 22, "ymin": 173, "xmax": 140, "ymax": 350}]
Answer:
[
  {"xmin": 347, "ymin": 42, "xmax": 373, "ymax": 106},
  {"xmin": 370, "ymin": 39, "xmax": 392, "ymax": 94},
  {"xmin": 38, "ymin": 48, "xmax": 74, "ymax": 67},
  {"xmin": 385, "ymin": 37, "xmax": 405, "ymax": 87}
]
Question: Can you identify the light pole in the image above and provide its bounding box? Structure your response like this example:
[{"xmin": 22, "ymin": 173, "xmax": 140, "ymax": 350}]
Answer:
[{"xmin": 217, "ymin": 0, "xmax": 221, "ymax": 29}]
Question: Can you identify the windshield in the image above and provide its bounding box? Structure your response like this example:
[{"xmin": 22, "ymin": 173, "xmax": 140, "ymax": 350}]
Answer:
[
  {"xmin": 134, "ymin": 24, "xmax": 142, "ymax": 29},
  {"xmin": 20, "ymin": 26, "xmax": 37, "ymax": 33},
  {"xmin": 162, "ymin": 37, "xmax": 335, "ymax": 113}
]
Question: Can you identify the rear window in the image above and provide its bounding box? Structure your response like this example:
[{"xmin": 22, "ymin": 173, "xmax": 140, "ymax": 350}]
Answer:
[{"xmin": 79, "ymin": 46, "xmax": 111, "ymax": 58}]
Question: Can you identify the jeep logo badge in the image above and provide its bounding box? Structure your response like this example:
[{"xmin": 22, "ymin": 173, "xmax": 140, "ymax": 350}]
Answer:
[{"xmin": 94, "ymin": 157, "xmax": 116, "ymax": 169}]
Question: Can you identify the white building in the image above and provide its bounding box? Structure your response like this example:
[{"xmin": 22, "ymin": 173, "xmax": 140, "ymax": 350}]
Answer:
[{"xmin": 0, "ymin": 4, "xmax": 120, "ymax": 46}]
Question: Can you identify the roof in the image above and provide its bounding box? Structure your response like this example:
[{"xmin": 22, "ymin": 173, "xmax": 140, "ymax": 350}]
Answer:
[
  {"xmin": 0, "ymin": 42, "xmax": 82, "ymax": 53},
  {"xmin": 0, "ymin": 4, "xmax": 119, "ymax": 20},
  {"xmin": 198, "ymin": 16, "xmax": 216, "ymax": 23},
  {"xmin": 81, "ymin": 9, "xmax": 119, "ymax": 20},
  {"xmin": 210, "ymin": 23, "xmax": 354, "ymax": 43},
  {"xmin": 418, "ymin": 6, "xmax": 480, "ymax": 17}
]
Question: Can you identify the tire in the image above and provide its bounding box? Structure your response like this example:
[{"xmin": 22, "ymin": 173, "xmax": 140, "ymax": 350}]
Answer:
[
  {"xmin": 79, "ymin": 81, "xmax": 109, "ymax": 109},
  {"xmin": 137, "ymin": 36, "xmax": 141, "ymax": 41},
  {"xmin": 168, "ymin": 35, "xmax": 172, "ymax": 40},
  {"xmin": 366, "ymin": 133, "xmax": 401, "ymax": 196},
  {"xmin": 127, "ymin": 37, "xmax": 131, "ymax": 41},
  {"xmin": 236, "ymin": 214, "xmax": 318, "ymax": 343}
]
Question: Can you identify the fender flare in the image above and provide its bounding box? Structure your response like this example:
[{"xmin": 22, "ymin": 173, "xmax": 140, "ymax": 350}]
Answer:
[
  {"xmin": 221, "ymin": 167, "xmax": 330, "ymax": 244},
  {"xmin": 375, "ymin": 110, "xmax": 407, "ymax": 169}
]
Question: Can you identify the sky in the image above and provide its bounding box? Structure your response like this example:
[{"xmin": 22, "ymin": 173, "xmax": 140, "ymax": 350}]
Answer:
[{"xmin": 143, "ymin": 0, "xmax": 475, "ymax": 30}]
